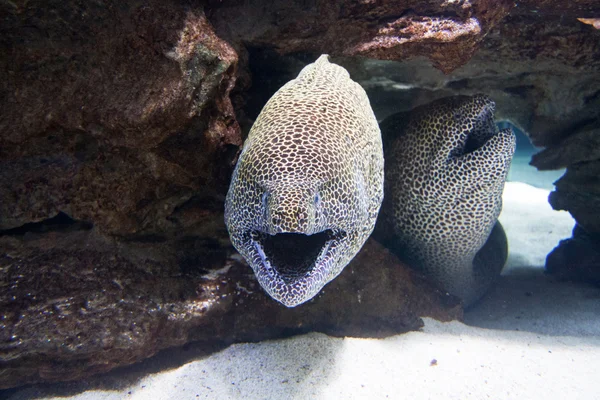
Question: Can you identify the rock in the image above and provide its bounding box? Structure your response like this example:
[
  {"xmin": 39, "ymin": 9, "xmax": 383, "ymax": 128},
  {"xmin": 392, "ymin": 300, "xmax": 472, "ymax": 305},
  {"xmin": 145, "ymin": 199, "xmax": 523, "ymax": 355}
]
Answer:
[
  {"xmin": 479, "ymin": 13, "xmax": 600, "ymax": 148},
  {"xmin": 531, "ymin": 128, "xmax": 600, "ymax": 170},
  {"xmin": 529, "ymin": 125, "xmax": 600, "ymax": 286},
  {"xmin": 515, "ymin": 1, "xmax": 600, "ymax": 15},
  {"xmin": 528, "ymin": 105, "xmax": 600, "ymax": 286},
  {"xmin": 207, "ymin": 0, "xmax": 514, "ymax": 73},
  {"xmin": 541, "ymin": 156, "xmax": 600, "ymax": 283},
  {"xmin": 547, "ymin": 161, "xmax": 600, "ymax": 233},
  {"xmin": 578, "ymin": 18, "xmax": 600, "ymax": 29},
  {"xmin": 0, "ymin": 1, "xmax": 241, "ymax": 235},
  {"xmin": 357, "ymin": 16, "xmax": 600, "ymax": 148},
  {"xmin": 530, "ymin": 124, "xmax": 600, "ymax": 237},
  {"xmin": 0, "ymin": 228, "xmax": 461, "ymax": 390},
  {"xmin": 546, "ymin": 224, "xmax": 600, "ymax": 285}
]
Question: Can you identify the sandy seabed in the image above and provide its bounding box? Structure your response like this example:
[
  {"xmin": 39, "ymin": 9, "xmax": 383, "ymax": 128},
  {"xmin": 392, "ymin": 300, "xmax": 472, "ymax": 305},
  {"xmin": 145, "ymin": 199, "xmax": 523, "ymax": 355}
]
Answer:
[{"xmin": 6, "ymin": 182, "xmax": 600, "ymax": 400}]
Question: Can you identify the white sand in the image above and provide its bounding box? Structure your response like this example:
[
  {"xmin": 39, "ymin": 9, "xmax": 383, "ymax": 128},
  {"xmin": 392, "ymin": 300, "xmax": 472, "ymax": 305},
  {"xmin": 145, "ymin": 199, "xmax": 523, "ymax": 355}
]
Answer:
[
  {"xmin": 499, "ymin": 181, "xmax": 574, "ymax": 272},
  {"xmin": 7, "ymin": 182, "xmax": 600, "ymax": 400}
]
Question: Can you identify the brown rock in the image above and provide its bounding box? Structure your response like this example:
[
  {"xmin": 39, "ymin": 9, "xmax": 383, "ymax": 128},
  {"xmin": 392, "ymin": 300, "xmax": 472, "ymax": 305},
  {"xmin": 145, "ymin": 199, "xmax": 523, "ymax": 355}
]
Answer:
[
  {"xmin": 515, "ymin": 1, "xmax": 600, "ymax": 15},
  {"xmin": 0, "ymin": 229, "xmax": 461, "ymax": 390},
  {"xmin": 207, "ymin": 0, "xmax": 514, "ymax": 73},
  {"xmin": 238, "ymin": 8, "xmax": 600, "ymax": 150},
  {"xmin": 0, "ymin": 1, "xmax": 241, "ymax": 235},
  {"xmin": 353, "ymin": 15, "xmax": 600, "ymax": 148},
  {"xmin": 578, "ymin": 18, "xmax": 600, "ymax": 29}
]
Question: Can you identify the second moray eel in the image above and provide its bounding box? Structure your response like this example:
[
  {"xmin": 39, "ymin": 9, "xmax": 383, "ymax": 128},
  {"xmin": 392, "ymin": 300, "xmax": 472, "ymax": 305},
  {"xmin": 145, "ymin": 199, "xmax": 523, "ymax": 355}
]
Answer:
[{"xmin": 377, "ymin": 95, "xmax": 516, "ymax": 307}]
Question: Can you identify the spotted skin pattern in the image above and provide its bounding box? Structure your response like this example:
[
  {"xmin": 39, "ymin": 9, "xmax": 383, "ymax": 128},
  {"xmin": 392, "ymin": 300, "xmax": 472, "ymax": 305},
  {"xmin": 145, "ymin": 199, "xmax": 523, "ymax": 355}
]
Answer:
[
  {"xmin": 225, "ymin": 55, "xmax": 384, "ymax": 307},
  {"xmin": 379, "ymin": 95, "xmax": 516, "ymax": 307}
]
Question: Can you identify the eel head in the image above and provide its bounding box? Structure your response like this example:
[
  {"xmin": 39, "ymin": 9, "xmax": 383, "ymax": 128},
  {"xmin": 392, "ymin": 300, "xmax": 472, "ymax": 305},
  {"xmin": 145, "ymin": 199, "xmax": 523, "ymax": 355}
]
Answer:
[{"xmin": 225, "ymin": 172, "xmax": 366, "ymax": 307}]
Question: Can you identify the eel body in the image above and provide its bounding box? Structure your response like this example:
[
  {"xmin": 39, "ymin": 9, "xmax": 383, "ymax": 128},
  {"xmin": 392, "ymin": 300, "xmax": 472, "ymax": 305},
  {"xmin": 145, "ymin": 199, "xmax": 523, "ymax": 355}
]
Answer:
[
  {"xmin": 378, "ymin": 95, "xmax": 516, "ymax": 307},
  {"xmin": 225, "ymin": 55, "xmax": 384, "ymax": 307}
]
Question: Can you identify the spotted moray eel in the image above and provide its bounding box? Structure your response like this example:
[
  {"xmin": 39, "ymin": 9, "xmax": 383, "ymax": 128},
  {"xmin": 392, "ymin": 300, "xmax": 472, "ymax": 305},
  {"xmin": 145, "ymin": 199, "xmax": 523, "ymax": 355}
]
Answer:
[
  {"xmin": 377, "ymin": 95, "xmax": 516, "ymax": 307},
  {"xmin": 225, "ymin": 55, "xmax": 384, "ymax": 307}
]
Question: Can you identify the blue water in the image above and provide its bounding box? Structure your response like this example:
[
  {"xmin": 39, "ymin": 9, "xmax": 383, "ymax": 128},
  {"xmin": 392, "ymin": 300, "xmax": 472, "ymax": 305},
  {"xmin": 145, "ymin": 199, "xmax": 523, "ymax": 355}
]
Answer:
[{"xmin": 498, "ymin": 122, "xmax": 565, "ymax": 191}]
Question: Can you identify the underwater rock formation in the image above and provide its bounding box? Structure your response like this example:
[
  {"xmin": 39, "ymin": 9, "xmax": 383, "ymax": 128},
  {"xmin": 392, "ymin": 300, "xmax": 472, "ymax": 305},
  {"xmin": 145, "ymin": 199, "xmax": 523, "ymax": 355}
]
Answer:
[
  {"xmin": 239, "ymin": 7, "xmax": 600, "ymax": 149},
  {"xmin": 206, "ymin": 0, "xmax": 514, "ymax": 73},
  {"xmin": 531, "ymin": 128, "xmax": 600, "ymax": 171},
  {"xmin": 377, "ymin": 95, "xmax": 515, "ymax": 307},
  {"xmin": 0, "ymin": 1, "xmax": 241, "ymax": 236},
  {"xmin": 0, "ymin": 0, "xmax": 240, "ymax": 388},
  {"xmin": 531, "ymin": 128, "xmax": 600, "ymax": 284},
  {"xmin": 0, "ymin": 229, "xmax": 461, "ymax": 389},
  {"xmin": 533, "ymin": 128, "xmax": 600, "ymax": 234},
  {"xmin": 225, "ymin": 55, "xmax": 384, "ymax": 307}
]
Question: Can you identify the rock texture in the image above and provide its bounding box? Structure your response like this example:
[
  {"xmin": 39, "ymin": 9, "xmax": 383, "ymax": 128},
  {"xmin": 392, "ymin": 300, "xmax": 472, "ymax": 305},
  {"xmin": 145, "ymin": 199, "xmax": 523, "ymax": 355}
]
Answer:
[
  {"xmin": 0, "ymin": 0, "xmax": 241, "ymax": 235},
  {"xmin": 0, "ymin": 0, "xmax": 243, "ymax": 389},
  {"xmin": 514, "ymin": 0, "xmax": 600, "ymax": 284},
  {"xmin": 236, "ymin": 6, "xmax": 600, "ymax": 147},
  {"xmin": 0, "ymin": 229, "xmax": 461, "ymax": 389},
  {"xmin": 207, "ymin": 0, "xmax": 514, "ymax": 73},
  {"xmin": 531, "ymin": 128, "xmax": 600, "ymax": 170}
]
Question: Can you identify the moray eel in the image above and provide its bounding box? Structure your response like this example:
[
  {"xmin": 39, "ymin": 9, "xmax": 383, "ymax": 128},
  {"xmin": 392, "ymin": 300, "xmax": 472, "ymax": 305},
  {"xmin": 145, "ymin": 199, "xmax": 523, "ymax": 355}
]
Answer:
[
  {"xmin": 377, "ymin": 95, "xmax": 516, "ymax": 307},
  {"xmin": 225, "ymin": 55, "xmax": 384, "ymax": 307}
]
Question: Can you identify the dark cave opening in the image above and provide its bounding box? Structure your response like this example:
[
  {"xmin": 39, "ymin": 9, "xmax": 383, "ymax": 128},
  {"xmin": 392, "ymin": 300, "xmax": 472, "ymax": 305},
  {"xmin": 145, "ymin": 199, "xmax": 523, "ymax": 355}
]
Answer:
[{"xmin": 0, "ymin": 212, "xmax": 93, "ymax": 237}]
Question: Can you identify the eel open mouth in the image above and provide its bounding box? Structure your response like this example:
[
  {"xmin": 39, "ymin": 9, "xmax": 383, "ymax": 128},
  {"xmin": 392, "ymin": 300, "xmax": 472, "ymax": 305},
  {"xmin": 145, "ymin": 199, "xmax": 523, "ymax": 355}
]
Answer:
[
  {"xmin": 463, "ymin": 102, "xmax": 496, "ymax": 155},
  {"xmin": 251, "ymin": 229, "xmax": 343, "ymax": 280},
  {"xmin": 248, "ymin": 229, "xmax": 346, "ymax": 306}
]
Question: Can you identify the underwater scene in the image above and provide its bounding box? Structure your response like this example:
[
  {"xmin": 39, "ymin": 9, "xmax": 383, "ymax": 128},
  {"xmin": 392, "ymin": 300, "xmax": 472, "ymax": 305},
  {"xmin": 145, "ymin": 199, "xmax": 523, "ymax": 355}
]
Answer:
[{"xmin": 1, "ymin": 1, "xmax": 599, "ymax": 399}]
